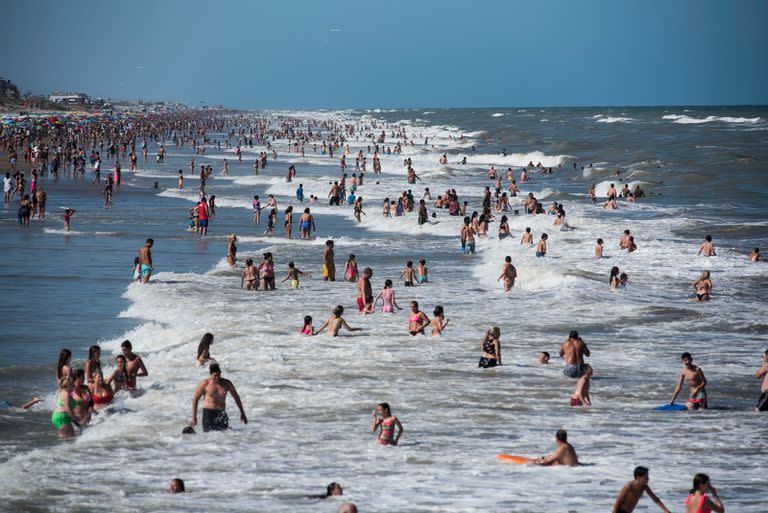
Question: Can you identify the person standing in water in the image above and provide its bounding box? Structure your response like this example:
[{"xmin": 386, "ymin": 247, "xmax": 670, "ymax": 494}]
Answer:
[
  {"xmin": 407, "ymin": 301, "xmax": 430, "ymax": 336},
  {"xmin": 570, "ymin": 364, "xmax": 592, "ymax": 407},
  {"xmin": 692, "ymin": 271, "xmax": 712, "ymax": 301},
  {"xmin": 121, "ymin": 340, "xmax": 148, "ymax": 392},
  {"xmin": 684, "ymin": 474, "xmax": 724, "ymax": 513},
  {"xmin": 497, "ymin": 256, "xmax": 517, "ymax": 292},
  {"xmin": 372, "ymin": 279, "xmax": 401, "ymax": 313},
  {"xmin": 698, "ymin": 235, "xmax": 716, "ymax": 256},
  {"xmin": 190, "ymin": 363, "xmax": 247, "ymax": 432},
  {"xmin": 227, "ymin": 234, "xmax": 237, "ymax": 267},
  {"xmin": 560, "ymin": 331, "xmax": 590, "ymax": 378},
  {"xmin": 611, "ymin": 466, "xmax": 671, "ymax": 513},
  {"xmin": 299, "ymin": 208, "xmax": 316, "ymax": 239},
  {"xmin": 535, "ymin": 233, "xmax": 548, "ymax": 257},
  {"xmin": 371, "ymin": 402, "xmax": 403, "ymax": 446},
  {"xmin": 315, "ymin": 305, "xmax": 362, "ymax": 336},
  {"xmin": 479, "ymin": 327, "xmax": 502, "ymax": 368},
  {"xmin": 670, "ymin": 352, "xmax": 708, "ymax": 410},
  {"xmin": 322, "ymin": 240, "xmax": 336, "ymax": 281},
  {"xmin": 138, "ymin": 238, "xmax": 154, "ymax": 283}
]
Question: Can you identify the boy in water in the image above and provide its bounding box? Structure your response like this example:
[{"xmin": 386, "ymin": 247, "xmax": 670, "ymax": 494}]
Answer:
[
  {"xmin": 400, "ymin": 261, "xmax": 417, "ymax": 286},
  {"xmin": 63, "ymin": 208, "xmax": 76, "ymax": 231},
  {"xmin": 570, "ymin": 364, "xmax": 592, "ymax": 407},
  {"xmin": 315, "ymin": 305, "xmax": 362, "ymax": 336},
  {"xmin": 612, "ymin": 466, "xmax": 671, "ymax": 513},
  {"xmin": 595, "ymin": 238, "xmax": 604, "ymax": 258},
  {"xmin": 281, "ymin": 261, "xmax": 307, "ymax": 289},
  {"xmin": 521, "ymin": 227, "xmax": 533, "ymax": 245},
  {"xmin": 698, "ymin": 235, "xmax": 716, "ymax": 256},
  {"xmin": 670, "ymin": 352, "xmax": 708, "ymax": 410},
  {"xmin": 535, "ymin": 233, "xmax": 548, "ymax": 257},
  {"xmin": 356, "ymin": 268, "xmax": 374, "ymax": 313},
  {"xmin": 322, "ymin": 240, "xmax": 335, "ymax": 281},
  {"xmin": 416, "ymin": 259, "xmax": 428, "ymax": 284},
  {"xmin": 497, "ymin": 256, "xmax": 518, "ymax": 292},
  {"xmin": 370, "ymin": 402, "xmax": 403, "ymax": 446}
]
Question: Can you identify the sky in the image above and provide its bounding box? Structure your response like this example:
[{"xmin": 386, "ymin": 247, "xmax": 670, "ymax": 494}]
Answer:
[{"xmin": 2, "ymin": 0, "xmax": 767, "ymax": 109}]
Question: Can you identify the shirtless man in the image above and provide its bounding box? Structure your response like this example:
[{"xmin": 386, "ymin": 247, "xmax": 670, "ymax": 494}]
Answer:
[
  {"xmin": 190, "ymin": 363, "xmax": 247, "ymax": 432},
  {"xmin": 606, "ymin": 183, "xmax": 617, "ymax": 198},
  {"xmin": 322, "ymin": 240, "xmax": 336, "ymax": 281},
  {"xmin": 532, "ymin": 429, "xmax": 579, "ymax": 466},
  {"xmin": 754, "ymin": 349, "xmax": 768, "ymax": 411},
  {"xmin": 120, "ymin": 340, "xmax": 148, "ymax": 391},
  {"xmin": 612, "ymin": 467, "xmax": 671, "ymax": 513},
  {"xmin": 560, "ymin": 330, "xmax": 590, "ymax": 378},
  {"xmin": 619, "ymin": 230, "xmax": 631, "ymax": 250},
  {"xmin": 497, "ymin": 256, "xmax": 518, "ymax": 292},
  {"xmin": 299, "ymin": 208, "xmax": 316, "ymax": 239},
  {"xmin": 138, "ymin": 238, "xmax": 154, "ymax": 283},
  {"xmin": 461, "ymin": 217, "xmax": 475, "ymax": 254},
  {"xmin": 315, "ymin": 305, "xmax": 362, "ymax": 336},
  {"xmin": 698, "ymin": 235, "xmax": 716, "ymax": 256},
  {"xmin": 535, "ymin": 233, "xmax": 548, "ymax": 257},
  {"xmin": 670, "ymin": 352, "xmax": 708, "ymax": 410},
  {"xmin": 356, "ymin": 268, "xmax": 374, "ymax": 314}
]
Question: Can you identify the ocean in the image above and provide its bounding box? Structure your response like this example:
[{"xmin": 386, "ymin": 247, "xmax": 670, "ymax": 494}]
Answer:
[{"xmin": 0, "ymin": 106, "xmax": 766, "ymax": 512}]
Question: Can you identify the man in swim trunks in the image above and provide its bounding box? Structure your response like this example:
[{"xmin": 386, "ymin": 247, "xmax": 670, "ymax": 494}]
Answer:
[
  {"xmin": 754, "ymin": 349, "xmax": 768, "ymax": 412},
  {"xmin": 460, "ymin": 217, "xmax": 475, "ymax": 254},
  {"xmin": 532, "ymin": 429, "xmax": 579, "ymax": 466},
  {"xmin": 121, "ymin": 340, "xmax": 148, "ymax": 391},
  {"xmin": 669, "ymin": 352, "xmax": 708, "ymax": 410},
  {"xmin": 559, "ymin": 331, "xmax": 590, "ymax": 378},
  {"xmin": 138, "ymin": 239, "xmax": 154, "ymax": 284},
  {"xmin": 322, "ymin": 240, "xmax": 336, "ymax": 281},
  {"xmin": 191, "ymin": 363, "xmax": 247, "ymax": 432},
  {"xmin": 612, "ymin": 467, "xmax": 671, "ymax": 513},
  {"xmin": 356, "ymin": 267, "xmax": 373, "ymax": 313}
]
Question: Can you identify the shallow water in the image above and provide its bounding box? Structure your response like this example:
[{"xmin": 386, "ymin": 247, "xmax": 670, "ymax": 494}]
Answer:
[{"xmin": 1, "ymin": 107, "xmax": 767, "ymax": 512}]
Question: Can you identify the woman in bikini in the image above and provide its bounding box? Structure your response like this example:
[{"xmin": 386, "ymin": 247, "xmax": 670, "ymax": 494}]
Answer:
[
  {"xmin": 370, "ymin": 402, "xmax": 403, "ymax": 446},
  {"xmin": 52, "ymin": 376, "xmax": 79, "ymax": 438},
  {"xmin": 196, "ymin": 333, "xmax": 216, "ymax": 366},
  {"xmin": 479, "ymin": 327, "xmax": 502, "ymax": 368},
  {"xmin": 610, "ymin": 266, "xmax": 621, "ymax": 290},
  {"xmin": 372, "ymin": 279, "xmax": 401, "ymax": 313},
  {"xmin": 284, "ymin": 206, "xmax": 293, "ymax": 239},
  {"xmin": 89, "ymin": 371, "xmax": 114, "ymax": 411},
  {"xmin": 407, "ymin": 301, "xmax": 430, "ymax": 336},
  {"xmin": 684, "ymin": 474, "xmax": 724, "ymax": 513},
  {"xmin": 498, "ymin": 215, "xmax": 510, "ymax": 240},
  {"xmin": 227, "ymin": 234, "xmax": 238, "ymax": 267},
  {"xmin": 107, "ymin": 355, "xmax": 129, "ymax": 393},
  {"xmin": 260, "ymin": 253, "xmax": 275, "ymax": 290},
  {"xmin": 430, "ymin": 306, "xmax": 449, "ymax": 336},
  {"xmin": 241, "ymin": 259, "xmax": 258, "ymax": 290},
  {"xmin": 70, "ymin": 369, "xmax": 93, "ymax": 426},
  {"xmin": 85, "ymin": 345, "xmax": 102, "ymax": 384},
  {"xmin": 56, "ymin": 348, "xmax": 72, "ymax": 383},
  {"xmin": 344, "ymin": 254, "xmax": 359, "ymax": 283},
  {"xmin": 693, "ymin": 271, "xmax": 712, "ymax": 302}
]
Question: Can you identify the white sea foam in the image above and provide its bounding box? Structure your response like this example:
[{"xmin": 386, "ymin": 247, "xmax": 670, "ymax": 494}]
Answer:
[
  {"xmin": 596, "ymin": 117, "xmax": 634, "ymax": 123},
  {"xmin": 662, "ymin": 114, "xmax": 762, "ymax": 124}
]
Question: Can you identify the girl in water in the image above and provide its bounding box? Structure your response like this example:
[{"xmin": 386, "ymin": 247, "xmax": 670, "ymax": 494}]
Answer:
[
  {"xmin": 85, "ymin": 345, "xmax": 102, "ymax": 384},
  {"xmin": 56, "ymin": 348, "xmax": 72, "ymax": 383},
  {"xmin": 284, "ymin": 206, "xmax": 293, "ymax": 239},
  {"xmin": 498, "ymin": 215, "xmax": 510, "ymax": 240},
  {"xmin": 196, "ymin": 333, "xmax": 215, "ymax": 366},
  {"xmin": 430, "ymin": 306, "xmax": 449, "ymax": 336},
  {"xmin": 301, "ymin": 316, "xmax": 316, "ymax": 336},
  {"xmin": 370, "ymin": 402, "xmax": 403, "ymax": 446},
  {"xmin": 344, "ymin": 254, "xmax": 359, "ymax": 282},
  {"xmin": 479, "ymin": 327, "xmax": 502, "ymax": 368},
  {"xmin": 107, "ymin": 355, "xmax": 129, "ymax": 393},
  {"xmin": 407, "ymin": 301, "xmax": 430, "ymax": 336},
  {"xmin": 610, "ymin": 267, "xmax": 620, "ymax": 289},
  {"xmin": 693, "ymin": 271, "xmax": 712, "ymax": 302},
  {"xmin": 685, "ymin": 474, "xmax": 724, "ymax": 513},
  {"xmin": 227, "ymin": 234, "xmax": 237, "ymax": 267},
  {"xmin": 70, "ymin": 369, "xmax": 92, "ymax": 427},
  {"xmin": 241, "ymin": 258, "xmax": 258, "ymax": 290},
  {"xmin": 52, "ymin": 376, "xmax": 79, "ymax": 438},
  {"xmin": 372, "ymin": 279, "xmax": 401, "ymax": 313},
  {"xmin": 89, "ymin": 371, "xmax": 114, "ymax": 411}
]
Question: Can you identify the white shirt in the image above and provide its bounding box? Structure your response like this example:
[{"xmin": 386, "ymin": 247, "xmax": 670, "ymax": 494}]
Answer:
[{"xmin": 3, "ymin": 177, "xmax": 11, "ymax": 192}]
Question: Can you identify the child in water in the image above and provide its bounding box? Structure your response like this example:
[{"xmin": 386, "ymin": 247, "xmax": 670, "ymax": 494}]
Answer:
[
  {"xmin": 132, "ymin": 257, "xmax": 141, "ymax": 281},
  {"xmin": 344, "ymin": 254, "xmax": 359, "ymax": 282},
  {"xmin": 570, "ymin": 364, "xmax": 592, "ymax": 407},
  {"xmin": 416, "ymin": 259, "xmax": 428, "ymax": 284},
  {"xmin": 400, "ymin": 261, "xmax": 417, "ymax": 286},
  {"xmin": 265, "ymin": 209, "xmax": 276, "ymax": 235},
  {"xmin": 301, "ymin": 316, "xmax": 315, "ymax": 336},
  {"xmin": 371, "ymin": 402, "xmax": 403, "ymax": 446},
  {"xmin": 281, "ymin": 261, "xmax": 307, "ymax": 289},
  {"xmin": 372, "ymin": 279, "xmax": 401, "ymax": 313}
]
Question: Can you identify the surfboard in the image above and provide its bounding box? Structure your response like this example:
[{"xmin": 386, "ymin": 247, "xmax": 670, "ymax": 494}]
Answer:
[
  {"xmin": 496, "ymin": 454, "xmax": 533, "ymax": 464},
  {"xmin": 654, "ymin": 404, "xmax": 687, "ymax": 411}
]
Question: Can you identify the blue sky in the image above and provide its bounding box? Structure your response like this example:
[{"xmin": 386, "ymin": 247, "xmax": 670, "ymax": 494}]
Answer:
[{"xmin": 2, "ymin": 0, "xmax": 766, "ymax": 108}]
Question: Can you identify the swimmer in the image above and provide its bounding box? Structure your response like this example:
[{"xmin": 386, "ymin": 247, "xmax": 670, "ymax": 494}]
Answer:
[
  {"xmin": 692, "ymin": 271, "xmax": 712, "ymax": 301},
  {"xmin": 301, "ymin": 316, "xmax": 316, "ymax": 336},
  {"xmin": 603, "ymin": 194, "xmax": 620, "ymax": 210},
  {"xmin": 315, "ymin": 305, "xmax": 362, "ymax": 337},
  {"xmin": 612, "ymin": 467, "xmax": 671, "ymax": 513},
  {"xmin": 619, "ymin": 272, "xmax": 629, "ymax": 287},
  {"xmin": 355, "ymin": 267, "xmax": 374, "ymax": 313},
  {"xmin": 670, "ymin": 352, "xmax": 708, "ymax": 410},
  {"xmin": 685, "ymin": 474, "xmax": 724, "ymax": 513},
  {"xmin": 595, "ymin": 238, "xmax": 604, "ymax": 258},
  {"xmin": 497, "ymin": 256, "xmax": 517, "ymax": 292},
  {"xmin": 521, "ymin": 227, "xmax": 533, "ymax": 245},
  {"xmin": 560, "ymin": 330, "xmax": 590, "ymax": 378},
  {"xmin": 407, "ymin": 301, "xmax": 430, "ymax": 336},
  {"xmin": 400, "ymin": 261, "xmax": 417, "ymax": 287},
  {"xmin": 63, "ymin": 208, "xmax": 75, "ymax": 231},
  {"xmin": 478, "ymin": 327, "xmax": 502, "ymax": 368},
  {"xmin": 371, "ymin": 402, "xmax": 403, "ymax": 446},
  {"xmin": 754, "ymin": 349, "xmax": 768, "ymax": 411},
  {"xmin": 570, "ymin": 364, "xmax": 592, "ymax": 407},
  {"xmin": 610, "ymin": 266, "xmax": 620, "ymax": 289},
  {"xmin": 461, "ymin": 217, "xmax": 475, "ymax": 254},
  {"xmin": 169, "ymin": 479, "xmax": 185, "ymax": 493},
  {"xmin": 281, "ymin": 261, "xmax": 307, "ymax": 289},
  {"xmin": 532, "ymin": 430, "xmax": 579, "ymax": 466},
  {"xmin": 241, "ymin": 259, "xmax": 258, "ymax": 290},
  {"xmin": 698, "ymin": 235, "xmax": 716, "ymax": 257},
  {"xmin": 190, "ymin": 364, "xmax": 247, "ymax": 432},
  {"xmin": 538, "ymin": 351, "xmax": 550, "ymax": 364},
  {"xmin": 750, "ymin": 247, "xmax": 762, "ymax": 262},
  {"xmin": 535, "ymin": 233, "xmax": 548, "ymax": 257},
  {"xmin": 344, "ymin": 254, "xmax": 359, "ymax": 283},
  {"xmin": 107, "ymin": 355, "xmax": 129, "ymax": 393},
  {"xmin": 627, "ymin": 236, "xmax": 637, "ymax": 253},
  {"xmin": 416, "ymin": 259, "xmax": 428, "ymax": 284},
  {"xmin": 121, "ymin": 340, "xmax": 148, "ymax": 391},
  {"xmin": 227, "ymin": 234, "xmax": 237, "ymax": 267},
  {"xmin": 196, "ymin": 333, "xmax": 216, "ymax": 367},
  {"xmin": 430, "ymin": 306, "xmax": 449, "ymax": 336},
  {"xmin": 372, "ymin": 279, "xmax": 401, "ymax": 313},
  {"xmin": 51, "ymin": 376, "xmax": 80, "ymax": 438},
  {"xmin": 619, "ymin": 230, "xmax": 631, "ymax": 250},
  {"xmin": 138, "ymin": 239, "xmax": 154, "ymax": 284}
]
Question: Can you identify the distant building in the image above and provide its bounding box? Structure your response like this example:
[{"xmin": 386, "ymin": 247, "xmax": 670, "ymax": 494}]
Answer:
[
  {"xmin": 0, "ymin": 78, "xmax": 21, "ymax": 100},
  {"xmin": 48, "ymin": 92, "xmax": 90, "ymax": 105}
]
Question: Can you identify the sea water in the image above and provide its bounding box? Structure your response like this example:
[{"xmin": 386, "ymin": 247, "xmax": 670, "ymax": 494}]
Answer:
[{"xmin": 0, "ymin": 107, "xmax": 766, "ymax": 512}]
